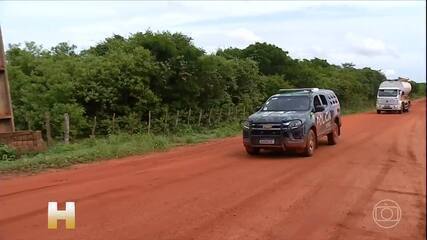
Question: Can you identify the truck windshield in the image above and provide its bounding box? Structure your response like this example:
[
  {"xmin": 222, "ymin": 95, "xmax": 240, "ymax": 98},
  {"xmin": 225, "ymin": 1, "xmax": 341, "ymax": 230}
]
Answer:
[
  {"xmin": 262, "ymin": 96, "xmax": 310, "ymax": 111},
  {"xmin": 378, "ymin": 89, "xmax": 398, "ymax": 97}
]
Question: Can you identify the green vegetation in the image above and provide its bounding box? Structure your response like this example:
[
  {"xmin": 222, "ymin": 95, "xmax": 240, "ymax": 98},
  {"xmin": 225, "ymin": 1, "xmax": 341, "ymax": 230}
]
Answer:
[
  {"xmin": 7, "ymin": 31, "xmax": 395, "ymax": 138},
  {"xmin": 0, "ymin": 144, "xmax": 17, "ymax": 161},
  {"xmin": 2, "ymin": 30, "xmax": 425, "ymax": 173},
  {"xmin": 411, "ymin": 82, "xmax": 426, "ymax": 98}
]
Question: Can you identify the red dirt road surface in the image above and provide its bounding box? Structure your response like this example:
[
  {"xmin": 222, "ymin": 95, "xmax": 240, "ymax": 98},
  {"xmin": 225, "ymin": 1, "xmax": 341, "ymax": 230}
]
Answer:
[{"xmin": 1, "ymin": 100, "xmax": 426, "ymax": 240}]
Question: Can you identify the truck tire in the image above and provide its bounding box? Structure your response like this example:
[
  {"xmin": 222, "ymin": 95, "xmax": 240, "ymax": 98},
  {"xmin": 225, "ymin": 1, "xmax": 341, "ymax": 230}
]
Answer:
[
  {"xmin": 303, "ymin": 129, "xmax": 316, "ymax": 157},
  {"xmin": 377, "ymin": 110, "xmax": 381, "ymax": 114},
  {"xmin": 327, "ymin": 122, "xmax": 339, "ymax": 145},
  {"xmin": 404, "ymin": 103, "xmax": 410, "ymax": 112},
  {"xmin": 245, "ymin": 146, "xmax": 260, "ymax": 155},
  {"xmin": 398, "ymin": 104, "xmax": 403, "ymax": 114}
]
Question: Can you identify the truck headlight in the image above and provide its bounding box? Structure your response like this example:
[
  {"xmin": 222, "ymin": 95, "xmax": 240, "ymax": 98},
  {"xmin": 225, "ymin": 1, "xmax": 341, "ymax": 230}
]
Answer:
[
  {"xmin": 283, "ymin": 120, "xmax": 302, "ymax": 129},
  {"xmin": 242, "ymin": 120, "xmax": 250, "ymax": 129}
]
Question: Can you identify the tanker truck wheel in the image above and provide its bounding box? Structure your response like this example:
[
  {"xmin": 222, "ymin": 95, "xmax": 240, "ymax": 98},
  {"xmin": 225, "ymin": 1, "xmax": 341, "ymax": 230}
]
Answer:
[
  {"xmin": 398, "ymin": 103, "xmax": 404, "ymax": 114},
  {"xmin": 404, "ymin": 103, "xmax": 410, "ymax": 112}
]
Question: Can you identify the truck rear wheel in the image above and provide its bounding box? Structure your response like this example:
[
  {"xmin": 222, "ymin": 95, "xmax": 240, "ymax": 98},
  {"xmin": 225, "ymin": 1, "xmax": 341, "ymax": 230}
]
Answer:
[
  {"xmin": 327, "ymin": 122, "xmax": 339, "ymax": 145},
  {"xmin": 245, "ymin": 146, "xmax": 260, "ymax": 155},
  {"xmin": 377, "ymin": 110, "xmax": 381, "ymax": 114},
  {"xmin": 303, "ymin": 129, "xmax": 316, "ymax": 157}
]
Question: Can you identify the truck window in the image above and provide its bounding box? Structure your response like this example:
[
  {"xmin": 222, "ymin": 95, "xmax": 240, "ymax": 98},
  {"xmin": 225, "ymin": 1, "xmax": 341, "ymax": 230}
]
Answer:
[
  {"xmin": 313, "ymin": 95, "xmax": 322, "ymax": 107},
  {"xmin": 319, "ymin": 95, "xmax": 328, "ymax": 105},
  {"xmin": 378, "ymin": 89, "xmax": 398, "ymax": 97},
  {"xmin": 262, "ymin": 96, "xmax": 310, "ymax": 111}
]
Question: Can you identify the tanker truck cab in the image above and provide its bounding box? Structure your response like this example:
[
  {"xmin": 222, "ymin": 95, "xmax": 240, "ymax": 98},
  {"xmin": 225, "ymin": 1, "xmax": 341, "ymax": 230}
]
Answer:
[
  {"xmin": 376, "ymin": 78, "xmax": 412, "ymax": 114},
  {"xmin": 377, "ymin": 88, "xmax": 402, "ymax": 111}
]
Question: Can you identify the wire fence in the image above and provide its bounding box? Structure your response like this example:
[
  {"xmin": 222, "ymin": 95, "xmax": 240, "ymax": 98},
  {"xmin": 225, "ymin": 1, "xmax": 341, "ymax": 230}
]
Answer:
[{"xmin": 39, "ymin": 104, "xmax": 255, "ymax": 145}]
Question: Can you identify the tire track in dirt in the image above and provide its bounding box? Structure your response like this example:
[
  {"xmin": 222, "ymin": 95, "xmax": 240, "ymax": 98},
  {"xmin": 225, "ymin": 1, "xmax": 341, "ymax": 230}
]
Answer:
[
  {"xmin": 405, "ymin": 118, "xmax": 426, "ymax": 238},
  {"xmin": 329, "ymin": 135, "xmax": 399, "ymax": 240},
  {"xmin": 176, "ymin": 124, "xmax": 396, "ymax": 240}
]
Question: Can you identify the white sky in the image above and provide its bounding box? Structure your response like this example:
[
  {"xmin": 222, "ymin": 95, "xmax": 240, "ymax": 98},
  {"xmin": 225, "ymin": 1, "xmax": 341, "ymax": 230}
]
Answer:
[{"xmin": 0, "ymin": 1, "xmax": 425, "ymax": 82}]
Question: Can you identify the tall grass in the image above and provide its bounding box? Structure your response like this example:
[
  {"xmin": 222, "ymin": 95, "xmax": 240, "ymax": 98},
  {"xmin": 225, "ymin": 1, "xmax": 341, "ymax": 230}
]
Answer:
[{"xmin": 0, "ymin": 123, "xmax": 241, "ymax": 173}]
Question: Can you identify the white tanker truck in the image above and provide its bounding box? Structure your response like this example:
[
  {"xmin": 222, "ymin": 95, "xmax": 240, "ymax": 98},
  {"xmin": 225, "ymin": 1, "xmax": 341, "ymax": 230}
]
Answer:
[{"xmin": 376, "ymin": 77, "xmax": 412, "ymax": 114}]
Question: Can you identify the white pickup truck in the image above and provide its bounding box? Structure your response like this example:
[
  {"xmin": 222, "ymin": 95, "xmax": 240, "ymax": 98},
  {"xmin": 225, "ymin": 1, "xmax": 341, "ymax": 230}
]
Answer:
[{"xmin": 376, "ymin": 77, "xmax": 412, "ymax": 114}]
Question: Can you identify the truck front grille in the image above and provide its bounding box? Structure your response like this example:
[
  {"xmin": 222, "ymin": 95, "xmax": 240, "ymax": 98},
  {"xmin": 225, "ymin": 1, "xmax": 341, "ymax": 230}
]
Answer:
[{"xmin": 251, "ymin": 130, "xmax": 282, "ymax": 136}]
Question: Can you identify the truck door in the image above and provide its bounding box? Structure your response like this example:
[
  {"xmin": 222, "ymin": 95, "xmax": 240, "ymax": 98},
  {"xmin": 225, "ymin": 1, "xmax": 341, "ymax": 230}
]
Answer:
[
  {"xmin": 319, "ymin": 94, "xmax": 332, "ymax": 134},
  {"xmin": 313, "ymin": 95, "xmax": 326, "ymax": 135}
]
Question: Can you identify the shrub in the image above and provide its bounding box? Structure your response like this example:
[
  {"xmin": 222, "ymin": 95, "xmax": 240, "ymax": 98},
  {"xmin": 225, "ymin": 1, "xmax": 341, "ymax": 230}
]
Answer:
[{"xmin": 0, "ymin": 144, "xmax": 17, "ymax": 161}]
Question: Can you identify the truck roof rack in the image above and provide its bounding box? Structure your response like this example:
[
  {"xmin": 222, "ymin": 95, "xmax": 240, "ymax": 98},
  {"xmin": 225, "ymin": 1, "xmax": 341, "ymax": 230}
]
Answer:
[{"xmin": 278, "ymin": 88, "xmax": 319, "ymax": 93}]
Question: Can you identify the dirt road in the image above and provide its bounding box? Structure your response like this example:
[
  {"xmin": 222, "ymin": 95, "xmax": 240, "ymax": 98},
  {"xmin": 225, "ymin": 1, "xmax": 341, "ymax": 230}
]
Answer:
[{"xmin": 1, "ymin": 100, "xmax": 425, "ymax": 240}]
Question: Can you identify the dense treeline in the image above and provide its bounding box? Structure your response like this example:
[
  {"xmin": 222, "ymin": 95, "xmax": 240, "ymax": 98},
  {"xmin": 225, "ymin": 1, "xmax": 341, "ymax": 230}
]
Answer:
[{"xmin": 5, "ymin": 30, "xmax": 422, "ymax": 140}]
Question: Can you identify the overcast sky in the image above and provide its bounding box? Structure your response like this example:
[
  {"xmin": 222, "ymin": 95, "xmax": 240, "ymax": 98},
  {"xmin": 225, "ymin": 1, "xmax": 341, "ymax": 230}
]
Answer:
[{"xmin": 0, "ymin": 1, "xmax": 425, "ymax": 82}]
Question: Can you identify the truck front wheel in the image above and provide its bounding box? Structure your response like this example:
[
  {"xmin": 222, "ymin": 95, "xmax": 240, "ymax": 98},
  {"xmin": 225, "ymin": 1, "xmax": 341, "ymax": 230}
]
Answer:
[
  {"xmin": 398, "ymin": 103, "xmax": 404, "ymax": 114},
  {"xmin": 245, "ymin": 146, "xmax": 260, "ymax": 155},
  {"xmin": 303, "ymin": 129, "xmax": 316, "ymax": 157},
  {"xmin": 403, "ymin": 103, "xmax": 409, "ymax": 112}
]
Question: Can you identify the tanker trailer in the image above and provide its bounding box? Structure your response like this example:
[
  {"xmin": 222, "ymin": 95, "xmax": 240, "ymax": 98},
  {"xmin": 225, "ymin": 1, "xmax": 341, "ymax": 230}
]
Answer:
[{"xmin": 376, "ymin": 77, "xmax": 412, "ymax": 114}]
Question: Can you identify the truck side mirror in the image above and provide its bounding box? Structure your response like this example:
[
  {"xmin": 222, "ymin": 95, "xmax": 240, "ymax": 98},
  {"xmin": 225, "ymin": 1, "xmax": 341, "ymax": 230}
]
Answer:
[{"xmin": 314, "ymin": 105, "xmax": 325, "ymax": 112}]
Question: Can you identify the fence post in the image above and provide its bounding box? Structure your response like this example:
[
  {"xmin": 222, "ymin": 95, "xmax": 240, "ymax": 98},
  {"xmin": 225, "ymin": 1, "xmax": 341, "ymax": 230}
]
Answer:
[
  {"xmin": 198, "ymin": 110, "xmax": 203, "ymax": 126},
  {"xmin": 91, "ymin": 116, "xmax": 97, "ymax": 138},
  {"xmin": 112, "ymin": 113, "xmax": 116, "ymax": 134},
  {"xmin": 148, "ymin": 111, "xmax": 151, "ymax": 134},
  {"xmin": 187, "ymin": 108, "xmax": 192, "ymax": 125},
  {"xmin": 26, "ymin": 114, "xmax": 32, "ymax": 130},
  {"xmin": 44, "ymin": 112, "xmax": 52, "ymax": 146},
  {"xmin": 227, "ymin": 107, "xmax": 231, "ymax": 121},
  {"xmin": 242, "ymin": 106, "xmax": 246, "ymax": 119},
  {"xmin": 64, "ymin": 113, "xmax": 70, "ymax": 144},
  {"xmin": 208, "ymin": 108, "xmax": 212, "ymax": 125},
  {"xmin": 164, "ymin": 108, "xmax": 169, "ymax": 133},
  {"xmin": 175, "ymin": 110, "xmax": 180, "ymax": 127}
]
